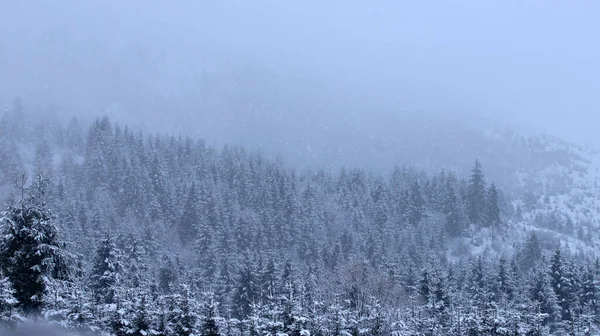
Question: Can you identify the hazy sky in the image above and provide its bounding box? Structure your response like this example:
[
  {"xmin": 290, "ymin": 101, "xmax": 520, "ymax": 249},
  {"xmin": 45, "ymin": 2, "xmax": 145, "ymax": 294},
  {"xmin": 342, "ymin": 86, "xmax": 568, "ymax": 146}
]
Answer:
[{"xmin": 1, "ymin": 1, "xmax": 600, "ymax": 146}]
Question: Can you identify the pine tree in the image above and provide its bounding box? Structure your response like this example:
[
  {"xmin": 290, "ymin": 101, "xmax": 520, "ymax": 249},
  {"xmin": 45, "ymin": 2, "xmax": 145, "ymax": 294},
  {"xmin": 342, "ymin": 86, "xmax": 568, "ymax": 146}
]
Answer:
[
  {"xmin": 485, "ymin": 183, "xmax": 501, "ymax": 227},
  {"xmin": 260, "ymin": 259, "xmax": 277, "ymax": 301},
  {"xmin": 549, "ymin": 247, "xmax": 573, "ymax": 322},
  {"xmin": 171, "ymin": 285, "xmax": 198, "ymax": 336},
  {"xmin": 200, "ymin": 294, "xmax": 221, "ymax": 336},
  {"xmin": 233, "ymin": 262, "xmax": 257, "ymax": 319},
  {"xmin": 580, "ymin": 266, "xmax": 599, "ymax": 316},
  {"xmin": 530, "ymin": 269, "xmax": 561, "ymax": 325},
  {"xmin": 433, "ymin": 275, "xmax": 450, "ymax": 316},
  {"xmin": 405, "ymin": 182, "xmax": 425, "ymax": 226},
  {"xmin": 419, "ymin": 269, "xmax": 432, "ymax": 306},
  {"xmin": 179, "ymin": 183, "xmax": 201, "ymax": 245},
  {"xmin": 0, "ymin": 273, "xmax": 17, "ymax": 326},
  {"xmin": 215, "ymin": 262, "xmax": 234, "ymax": 316},
  {"xmin": 443, "ymin": 179, "xmax": 465, "ymax": 237},
  {"xmin": 132, "ymin": 296, "xmax": 151, "ymax": 336},
  {"xmin": 468, "ymin": 258, "xmax": 491, "ymax": 310},
  {"xmin": 466, "ymin": 160, "xmax": 486, "ymax": 225},
  {"xmin": 110, "ymin": 305, "xmax": 130, "ymax": 336},
  {"xmin": 496, "ymin": 256, "xmax": 515, "ymax": 304},
  {"xmin": 90, "ymin": 233, "xmax": 122, "ymax": 304},
  {"xmin": 519, "ymin": 231, "xmax": 543, "ymax": 272},
  {"xmin": 158, "ymin": 255, "xmax": 178, "ymax": 294},
  {"xmin": 0, "ymin": 175, "xmax": 70, "ymax": 313}
]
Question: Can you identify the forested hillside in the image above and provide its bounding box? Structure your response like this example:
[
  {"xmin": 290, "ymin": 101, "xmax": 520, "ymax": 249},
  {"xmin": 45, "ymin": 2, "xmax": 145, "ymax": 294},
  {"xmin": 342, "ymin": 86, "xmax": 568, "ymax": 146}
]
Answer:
[{"xmin": 1, "ymin": 108, "xmax": 600, "ymax": 335}]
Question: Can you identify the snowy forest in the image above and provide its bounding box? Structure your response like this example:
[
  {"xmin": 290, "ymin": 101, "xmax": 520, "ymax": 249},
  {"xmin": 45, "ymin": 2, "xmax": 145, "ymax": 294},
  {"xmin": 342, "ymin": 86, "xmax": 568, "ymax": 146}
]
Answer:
[{"xmin": 0, "ymin": 106, "xmax": 599, "ymax": 336}]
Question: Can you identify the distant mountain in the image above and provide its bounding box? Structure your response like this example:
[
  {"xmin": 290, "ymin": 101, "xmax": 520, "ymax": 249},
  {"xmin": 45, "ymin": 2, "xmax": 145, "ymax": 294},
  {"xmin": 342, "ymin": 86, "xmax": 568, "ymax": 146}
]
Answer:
[
  {"xmin": 1, "ymin": 99, "xmax": 599, "ymax": 255},
  {"xmin": 3, "ymin": 103, "xmax": 600, "ymax": 334}
]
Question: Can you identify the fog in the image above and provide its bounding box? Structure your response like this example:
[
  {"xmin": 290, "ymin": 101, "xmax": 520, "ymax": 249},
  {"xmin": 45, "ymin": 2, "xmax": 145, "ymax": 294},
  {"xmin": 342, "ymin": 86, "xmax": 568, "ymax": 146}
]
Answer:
[{"xmin": 1, "ymin": 1, "xmax": 599, "ymax": 168}]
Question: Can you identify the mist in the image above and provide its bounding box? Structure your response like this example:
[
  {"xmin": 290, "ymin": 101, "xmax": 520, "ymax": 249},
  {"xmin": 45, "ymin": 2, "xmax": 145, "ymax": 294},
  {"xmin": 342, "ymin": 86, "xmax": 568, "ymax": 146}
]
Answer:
[
  {"xmin": 5, "ymin": 2, "xmax": 600, "ymax": 334},
  {"xmin": 1, "ymin": 0, "xmax": 599, "ymax": 168}
]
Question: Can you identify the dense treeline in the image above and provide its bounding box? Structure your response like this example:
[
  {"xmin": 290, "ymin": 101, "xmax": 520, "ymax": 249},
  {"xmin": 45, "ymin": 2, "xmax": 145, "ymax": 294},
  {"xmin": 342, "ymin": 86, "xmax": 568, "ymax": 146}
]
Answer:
[{"xmin": 0, "ymin": 108, "xmax": 599, "ymax": 335}]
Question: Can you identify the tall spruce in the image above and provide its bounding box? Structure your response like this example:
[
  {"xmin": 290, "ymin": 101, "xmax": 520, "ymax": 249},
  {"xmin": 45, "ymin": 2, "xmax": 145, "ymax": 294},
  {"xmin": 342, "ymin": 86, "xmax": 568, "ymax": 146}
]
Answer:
[
  {"xmin": 0, "ymin": 175, "xmax": 69, "ymax": 313},
  {"xmin": 179, "ymin": 183, "xmax": 201, "ymax": 245},
  {"xmin": 90, "ymin": 233, "xmax": 122, "ymax": 304},
  {"xmin": 200, "ymin": 294, "xmax": 221, "ymax": 336},
  {"xmin": 466, "ymin": 160, "xmax": 487, "ymax": 225},
  {"xmin": 486, "ymin": 183, "xmax": 501, "ymax": 227}
]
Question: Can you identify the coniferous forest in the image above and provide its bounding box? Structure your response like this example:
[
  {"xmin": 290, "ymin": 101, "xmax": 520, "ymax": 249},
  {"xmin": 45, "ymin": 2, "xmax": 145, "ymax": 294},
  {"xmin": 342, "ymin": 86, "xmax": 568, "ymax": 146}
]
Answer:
[{"xmin": 1, "ymin": 111, "xmax": 600, "ymax": 336}]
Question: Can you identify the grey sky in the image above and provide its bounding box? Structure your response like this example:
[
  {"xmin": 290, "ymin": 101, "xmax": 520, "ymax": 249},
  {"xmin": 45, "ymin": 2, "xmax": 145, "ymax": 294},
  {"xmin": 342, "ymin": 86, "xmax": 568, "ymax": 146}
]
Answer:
[{"xmin": 1, "ymin": 1, "xmax": 599, "ymax": 148}]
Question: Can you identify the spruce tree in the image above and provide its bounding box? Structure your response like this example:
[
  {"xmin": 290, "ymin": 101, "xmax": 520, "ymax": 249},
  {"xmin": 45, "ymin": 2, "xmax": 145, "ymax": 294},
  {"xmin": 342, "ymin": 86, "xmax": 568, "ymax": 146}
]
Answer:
[
  {"xmin": 171, "ymin": 286, "xmax": 197, "ymax": 336},
  {"xmin": 179, "ymin": 183, "xmax": 201, "ymax": 245},
  {"xmin": 0, "ymin": 273, "xmax": 17, "ymax": 326},
  {"xmin": 200, "ymin": 294, "xmax": 221, "ymax": 336},
  {"xmin": 132, "ymin": 296, "xmax": 151, "ymax": 336},
  {"xmin": 90, "ymin": 233, "xmax": 122, "ymax": 304},
  {"xmin": 519, "ymin": 232, "xmax": 543, "ymax": 272},
  {"xmin": 485, "ymin": 183, "xmax": 501, "ymax": 227},
  {"xmin": 233, "ymin": 261, "xmax": 258, "ymax": 319},
  {"xmin": 406, "ymin": 182, "xmax": 425, "ymax": 226},
  {"xmin": 443, "ymin": 179, "xmax": 464, "ymax": 237},
  {"xmin": 419, "ymin": 269, "xmax": 432, "ymax": 306},
  {"xmin": 466, "ymin": 160, "xmax": 486, "ymax": 225},
  {"xmin": 0, "ymin": 175, "xmax": 70, "ymax": 314},
  {"xmin": 530, "ymin": 269, "xmax": 561, "ymax": 325},
  {"xmin": 549, "ymin": 247, "xmax": 574, "ymax": 322},
  {"xmin": 580, "ymin": 266, "xmax": 599, "ymax": 316}
]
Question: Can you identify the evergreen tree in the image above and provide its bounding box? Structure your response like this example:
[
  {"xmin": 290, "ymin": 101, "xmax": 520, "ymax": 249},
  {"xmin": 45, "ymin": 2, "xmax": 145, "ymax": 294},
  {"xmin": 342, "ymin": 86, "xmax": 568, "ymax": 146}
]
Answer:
[
  {"xmin": 496, "ymin": 256, "xmax": 515, "ymax": 304},
  {"xmin": 530, "ymin": 269, "xmax": 561, "ymax": 325},
  {"xmin": 549, "ymin": 247, "xmax": 574, "ymax": 322},
  {"xmin": 0, "ymin": 175, "xmax": 70, "ymax": 313},
  {"xmin": 200, "ymin": 294, "xmax": 221, "ymax": 336},
  {"xmin": 179, "ymin": 183, "xmax": 201, "ymax": 245},
  {"xmin": 158, "ymin": 255, "xmax": 178, "ymax": 294},
  {"xmin": 110, "ymin": 306, "xmax": 130, "ymax": 336},
  {"xmin": 466, "ymin": 160, "xmax": 486, "ymax": 225},
  {"xmin": 485, "ymin": 183, "xmax": 501, "ymax": 227},
  {"xmin": 171, "ymin": 286, "xmax": 198, "ymax": 336},
  {"xmin": 233, "ymin": 262, "xmax": 257, "ymax": 319},
  {"xmin": 581, "ymin": 266, "xmax": 599, "ymax": 316},
  {"xmin": 519, "ymin": 231, "xmax": 543, "ymax": 272},
  {"xmin": 132, "ymin": 296, "xmax": 152, "ymax": 336},
  {"xmin": 405, "ymin": 182, "xmax": 425, "ymax": 226},
  {"xmin": 419, "ymin": 269, "xmax": 432, "ymax": 305},
  {"xmin": 0, "ymin": 273, "xmax": 17, "ymax": 326},
  {"xmin": 443, "ymin": 179, "xmax": 465, "ymax": 237},
  {"xmin": 90, "ymin": 233, "xmax": 122, "ymax": 304}
]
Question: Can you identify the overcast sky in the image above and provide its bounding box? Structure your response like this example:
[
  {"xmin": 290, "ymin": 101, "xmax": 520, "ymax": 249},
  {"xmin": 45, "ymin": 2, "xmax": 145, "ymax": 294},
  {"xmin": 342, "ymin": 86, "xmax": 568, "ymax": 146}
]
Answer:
[{"xmin": 1, "ymin": 1, "xmax": 599, "ymax": 146}]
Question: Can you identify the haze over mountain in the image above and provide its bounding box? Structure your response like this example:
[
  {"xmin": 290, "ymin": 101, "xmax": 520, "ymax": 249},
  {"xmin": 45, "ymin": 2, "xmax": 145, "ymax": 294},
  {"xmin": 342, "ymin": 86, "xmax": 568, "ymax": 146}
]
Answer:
[
  {"xmin": 3, "ymin": 2, "xmax": 600, "ymax": 335},
  {"xmin": 2, "ymin": 0, "xmax": 600, "ymax": 169}
]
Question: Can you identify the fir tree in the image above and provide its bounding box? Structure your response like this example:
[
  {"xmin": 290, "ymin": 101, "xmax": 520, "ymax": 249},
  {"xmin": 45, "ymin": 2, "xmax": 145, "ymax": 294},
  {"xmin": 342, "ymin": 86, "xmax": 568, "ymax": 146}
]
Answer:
[
  {"xmin": 530, "ymin": 269, "xmax": 561, "ymax": 325},
  {"xmin": 466, "ymin": 160, "xmax": 486, "ymax": 225},
  {"xmin": 90, "ymin": 233, "xmax": 122, "ymax": 304},
  {"xmin": 519, "ymin": 231, "xmax": 543, "ymax": 272},
  {"xmin": 406, "ymin": 182, "xmax": 426, "ymax": 226},
  {"xmin": 132, "ymin": 296, "xmax": 152, "ymax": 336},
  {"xmin": 0, "ymin": 273, "xmax": 17, "ymax": 326},
  {"xmin": 200, "ymin": 294, "xmax": 221, "ymax": 336},
  {"xmin": 549, "ymin": 247, "xmax": 575, "ymax": 322},
  {"xmin": 485, "ymin": 183, "xmax": 501, "ymax": 227},
  {"xmin": 233, "ymin": 262, "xmax": 257, "ymax": 319},
  {"xmin": 0, "ymin": 175, "xmax": 70, "ymax": 313},
  {"xmin": 580, "ymin": 266, "xmax": 599, "ymax": 316},
  {"xmin": 171, "ymin": 286, "xmax": 197, "ymax": 336},
  {"xmin": 443, "ymin": 179, "xmax": 464, "ymax": 237},
  {"xmin": 179, "ymin": 183, "xmax": 201, "ymax": 245}
]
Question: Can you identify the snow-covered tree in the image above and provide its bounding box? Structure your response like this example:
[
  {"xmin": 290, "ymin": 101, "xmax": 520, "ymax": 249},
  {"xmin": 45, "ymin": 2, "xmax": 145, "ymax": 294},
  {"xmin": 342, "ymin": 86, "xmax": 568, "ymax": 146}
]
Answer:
[
  {"xmin": 0, "ymin": 175, "xmax": 70, "ymax": 314},
  {"xmin": 90, "ymin": 233, "xmax": 122, "ymax": 304},
  {"xmin": 466, "ymin": 160, "xmax": 486, "ymax": 225}
]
